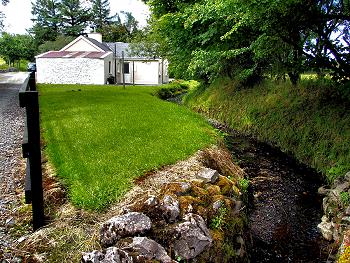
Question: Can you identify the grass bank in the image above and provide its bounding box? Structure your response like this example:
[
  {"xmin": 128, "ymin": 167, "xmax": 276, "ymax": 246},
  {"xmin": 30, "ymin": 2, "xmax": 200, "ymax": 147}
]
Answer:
[
  {"xmin": 184, "ymin": 77, "xmax": 350, "ymax": 182},
  {"xmin": 39, "ymin": 84, "xmax": 216, "ymax": 210}
]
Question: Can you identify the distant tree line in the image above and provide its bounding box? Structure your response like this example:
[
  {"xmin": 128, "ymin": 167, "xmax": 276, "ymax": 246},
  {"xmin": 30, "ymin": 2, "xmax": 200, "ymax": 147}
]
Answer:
[
  {"xmin": 139, "ymin": 0, "xmax": 350, "ymax": 84},
  {"xmin": 0, "ymin": 0, "xmax": 141, "ymax": 66}
]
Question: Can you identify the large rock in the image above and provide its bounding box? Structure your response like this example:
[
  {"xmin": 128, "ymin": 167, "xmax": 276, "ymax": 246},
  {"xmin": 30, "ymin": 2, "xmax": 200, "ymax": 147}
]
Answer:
[
  {"xmin": 161, "ymin": 195, "xmax": 180, "ymax": 223},
  {"xmin": 81, "ymin": 247, "xmax": 133, "ymax": 263},
  {"xmin": 197, "ymin": 168, "xmax": 219, "ymax": 183},
  {"xmin": 173, "ymin": 213, "xmax": 212, "ymax": 260},
  {"xmin": 100, "ymin": 212, "xmax": 152, "ymax": 247},
  {"xmin": 128, "ymin": 237, "xmax": 173, "ymax": 263},
  {"xmin": 82, "ymin": 238, "xmax": 173, "ymax": 263}
]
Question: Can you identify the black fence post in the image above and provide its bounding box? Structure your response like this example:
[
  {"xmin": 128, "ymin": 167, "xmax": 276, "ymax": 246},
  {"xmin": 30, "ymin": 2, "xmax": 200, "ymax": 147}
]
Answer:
[
  {"xmin": 27, "ymin": 91, "xmax": 44, "ymax": 230},
  {"xmin": 28, "ymin": 71, "xmax": 36, "ymax": 91},
  {"xmin": 19, "ymin": 73, "xmax": 45, "ymax": 230}
]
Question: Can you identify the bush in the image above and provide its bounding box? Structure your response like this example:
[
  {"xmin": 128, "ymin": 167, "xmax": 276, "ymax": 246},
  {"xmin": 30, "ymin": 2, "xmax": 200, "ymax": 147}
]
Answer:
[{"xmin": 155, "ymin": 80, "xmax": 189, "ymax": 100}]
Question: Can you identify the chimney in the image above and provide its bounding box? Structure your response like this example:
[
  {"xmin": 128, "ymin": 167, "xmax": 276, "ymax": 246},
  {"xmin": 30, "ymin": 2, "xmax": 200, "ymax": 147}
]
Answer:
[{"xmin": 87, "ymin": 32, "xmax": 102, "ymax": 43}]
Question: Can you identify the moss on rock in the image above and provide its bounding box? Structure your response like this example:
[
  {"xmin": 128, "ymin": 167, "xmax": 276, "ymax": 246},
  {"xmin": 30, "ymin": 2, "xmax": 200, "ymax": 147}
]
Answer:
[{"xmin": 206, "ymin": 185, "xmax": 221, "ymax": 196}]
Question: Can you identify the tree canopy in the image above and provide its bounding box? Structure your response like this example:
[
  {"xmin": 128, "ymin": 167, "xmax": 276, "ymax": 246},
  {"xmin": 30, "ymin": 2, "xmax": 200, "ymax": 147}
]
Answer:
[
  {"xmin": 89, "ymin": 0, "xmax": 114, "ymax": 30},
  {"xmin": 142, "ymin": 0, "xmax": 350, "ymax": 84},
  {"xmin": 59, "ymin": 0, "xmax": 91, "ymax": 36},
  {"xmin": 31, "ymin": 0, "xmax": 61, "ymax": 43},
  {"xmin": 0, "ymin": 33, "xmax": 36, "ymax": 64},
  {"xmin": 30, "ymin": 0, "xmax": 141, "ymax": 45}
]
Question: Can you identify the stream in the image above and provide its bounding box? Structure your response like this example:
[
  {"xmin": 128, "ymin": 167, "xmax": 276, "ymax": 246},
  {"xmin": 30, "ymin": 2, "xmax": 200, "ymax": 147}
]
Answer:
[
  {"xmin": 214, "ymin": 123, "xmax": 331, "ymax": 262},
  {"xmin": 168, "ymin": 96, "xmax": 332, "ymax": 261}
]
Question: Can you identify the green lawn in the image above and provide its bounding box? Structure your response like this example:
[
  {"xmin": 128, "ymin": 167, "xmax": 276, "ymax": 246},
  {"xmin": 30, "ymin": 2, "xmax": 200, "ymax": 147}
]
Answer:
[{"xmin": 39, "ymin": 84, "xmax": 216, "ymax": 210}]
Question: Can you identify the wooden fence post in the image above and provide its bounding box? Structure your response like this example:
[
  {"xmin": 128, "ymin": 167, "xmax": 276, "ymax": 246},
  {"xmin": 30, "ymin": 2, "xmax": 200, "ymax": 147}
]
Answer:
[{"xmin": 19, "ymin": 73, "xmax": 45, "ymax": 230}]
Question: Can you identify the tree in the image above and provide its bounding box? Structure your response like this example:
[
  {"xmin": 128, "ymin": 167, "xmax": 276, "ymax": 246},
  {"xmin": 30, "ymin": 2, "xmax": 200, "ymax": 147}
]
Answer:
[
  {"xmin": 0, "ymin": 33, "xmax": 36, "ymax": 65},
  {"xmin": 304, "ymin": 0, "xmax": 350, "ymax": 82},
  {"xmin": 143, "ymin": 0, "xmax": 350, "ymax": 84},
  {"xmin": 98, "ymin": 11, "xmax": 140, "ymax": 42},
  {"xmin": 30, "ymin": 0, "xmax": 61, "ymax": 44},
  {"xmin": 59, "ymin": 0, "xmax": 91, "ymax": 36},
  {"xmin": 89, "ymin": 0, "xmax": 114, "ymax": 30},
  {"xmin": 37, "ymin": 35, "xmax": 75, "ymax": 54},
  {"xmin": 120, "ymin": 11, "xmax": 139, "ymax": 34},
  {"xmin": 0, "ymin": 0, "xmax": 9, "ymax": 32}
]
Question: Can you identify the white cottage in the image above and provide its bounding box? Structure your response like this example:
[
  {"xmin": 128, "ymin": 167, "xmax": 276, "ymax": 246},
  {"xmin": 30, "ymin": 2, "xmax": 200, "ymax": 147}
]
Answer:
[{"xmin": 36, "ymin": 33, "xmax": 169, "ymax": 85}]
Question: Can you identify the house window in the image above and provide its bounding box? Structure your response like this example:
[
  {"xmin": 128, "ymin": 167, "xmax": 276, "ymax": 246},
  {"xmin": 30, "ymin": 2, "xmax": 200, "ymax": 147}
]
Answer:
[
  {"xmin": 109, "ymin": 61, "xmax": 111, "ymax": 74},
  {"xmin": 124, "ymin": 62, "xmax": 130, "ymax": 74}
]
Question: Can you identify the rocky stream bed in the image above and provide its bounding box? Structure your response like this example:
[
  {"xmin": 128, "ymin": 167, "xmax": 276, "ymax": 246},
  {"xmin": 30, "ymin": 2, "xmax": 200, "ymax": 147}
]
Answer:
[{"xmin": 213, "ymin": 121, "xmax": 333, "ymax": 262}]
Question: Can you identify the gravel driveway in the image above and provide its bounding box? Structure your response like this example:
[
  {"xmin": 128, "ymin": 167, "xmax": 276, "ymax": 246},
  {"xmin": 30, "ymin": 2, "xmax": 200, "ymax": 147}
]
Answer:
[{"xmin": 0, "ymin": 74, "xmax": 27, "ymax": 258}]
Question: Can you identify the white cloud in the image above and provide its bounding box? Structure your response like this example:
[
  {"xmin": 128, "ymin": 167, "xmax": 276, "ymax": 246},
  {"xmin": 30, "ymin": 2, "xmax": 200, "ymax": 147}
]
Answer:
[{"xmin": 0, "ymin": 0, "xmax": 150, "ymax": 35}]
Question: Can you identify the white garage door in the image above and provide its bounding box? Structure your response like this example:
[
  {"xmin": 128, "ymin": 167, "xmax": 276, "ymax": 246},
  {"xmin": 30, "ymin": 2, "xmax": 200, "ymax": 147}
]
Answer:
[{"xmin": 133, "ymin": 61, "xmax": 159, "ymax": 85}]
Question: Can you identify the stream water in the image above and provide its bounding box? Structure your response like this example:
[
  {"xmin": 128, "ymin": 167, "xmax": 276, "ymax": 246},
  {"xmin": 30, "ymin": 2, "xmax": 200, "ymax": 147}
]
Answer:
[{"xmin": 215, "ymin": 123, "xmax": 331, "ymax": 262}]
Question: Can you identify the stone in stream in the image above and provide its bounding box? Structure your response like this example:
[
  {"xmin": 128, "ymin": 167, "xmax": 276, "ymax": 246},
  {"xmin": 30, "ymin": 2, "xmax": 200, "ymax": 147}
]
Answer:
[
  {"xmin": 197, "ymin": 168, "xmax": 219, "ymax": 183},
  {"xmin": 100, "ymin": 212, "xmax": 152, "ymax": 247},
  {"xmin": 317, "ymin": 215, "xmax": 334, "ymax": 241},
  {"xmin": 318, "ymin": 186, "xmax": 330, "ymax": 196},
  {"xmin": 173, "ymin": 213, "xmax": 212, "ymax": 260}
]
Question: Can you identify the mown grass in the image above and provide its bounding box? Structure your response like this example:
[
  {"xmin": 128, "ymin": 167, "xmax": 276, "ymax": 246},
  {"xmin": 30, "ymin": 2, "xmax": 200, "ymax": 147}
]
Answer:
[
  {"xmin": 39, "ymin": 84, "xmax": 216, "ymax": 210},
  {"xmin": 184, "ymin": 77, "xmax": 350, "ymax": 182}
]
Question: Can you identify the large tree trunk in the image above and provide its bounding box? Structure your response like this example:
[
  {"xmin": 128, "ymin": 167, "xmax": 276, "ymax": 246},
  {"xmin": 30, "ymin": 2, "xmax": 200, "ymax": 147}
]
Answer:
[{"xmin": 288, "ymin": 71, "xmax": 300, "ymax": 86}]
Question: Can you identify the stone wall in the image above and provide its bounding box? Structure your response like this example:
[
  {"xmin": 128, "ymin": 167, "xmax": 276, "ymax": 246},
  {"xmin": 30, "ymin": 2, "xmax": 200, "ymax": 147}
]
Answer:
[
  {"xmin": 36, "ymin": 58, "xmax": 106, "ymax": 85},
  {"xmin": 318, "ymin": 171, "xmax": 350, "ymax": 261}
]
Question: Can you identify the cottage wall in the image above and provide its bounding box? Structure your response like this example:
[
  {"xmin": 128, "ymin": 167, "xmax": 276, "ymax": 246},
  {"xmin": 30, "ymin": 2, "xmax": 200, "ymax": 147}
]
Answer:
[
  {"xmin": 36, "ymin": 58, "xmax": 105, "ymax": 85},
  {"xmin": 104, "ymin": 57, "xmax": 115, "ymax": 83},
  {"xmin": 64, "ymin": 38, "xmax": 101, "ymax": 52}
]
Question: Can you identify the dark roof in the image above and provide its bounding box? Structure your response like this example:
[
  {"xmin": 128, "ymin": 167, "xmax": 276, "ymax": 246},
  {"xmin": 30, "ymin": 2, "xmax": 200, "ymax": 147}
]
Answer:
[
  {"xmin": 37, "ymin": 51, "xmax": 111, "ymax": 59},
  {"xmin": 104, "ymin": 42, "xmax": 131, "ymax": 57},
  {"xmin": 86, "ymin": 37, "xmax": 112, "ymax": 52}
]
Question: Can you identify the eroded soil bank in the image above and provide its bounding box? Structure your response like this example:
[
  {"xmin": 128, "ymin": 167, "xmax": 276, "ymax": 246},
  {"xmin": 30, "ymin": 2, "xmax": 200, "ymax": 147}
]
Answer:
[{"xmin": 213, "ymin": 122, "xmax": 331, "ymax": 262}]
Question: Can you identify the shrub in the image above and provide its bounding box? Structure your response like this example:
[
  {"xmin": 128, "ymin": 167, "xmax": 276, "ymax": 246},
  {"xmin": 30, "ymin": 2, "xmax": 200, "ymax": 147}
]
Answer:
[{"xmin": 155, "ymin": 81, "xmax": 189, "ymax": 100}]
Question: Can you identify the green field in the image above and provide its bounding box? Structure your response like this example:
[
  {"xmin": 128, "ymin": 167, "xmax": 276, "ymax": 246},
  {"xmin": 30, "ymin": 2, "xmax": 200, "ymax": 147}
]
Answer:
[{"xmin": 39, "ymin": 84, "xmax": 216, "ymax": 210}]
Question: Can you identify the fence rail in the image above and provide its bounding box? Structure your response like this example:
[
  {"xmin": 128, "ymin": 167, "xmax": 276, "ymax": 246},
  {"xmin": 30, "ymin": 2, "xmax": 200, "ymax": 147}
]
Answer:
[{"xmin": 19, "ymin": 72, "xmax": 44, "ymax": 230}]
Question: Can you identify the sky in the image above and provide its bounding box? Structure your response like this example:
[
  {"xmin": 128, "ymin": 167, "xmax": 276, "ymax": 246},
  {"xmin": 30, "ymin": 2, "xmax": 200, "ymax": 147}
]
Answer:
[{"xmin": 0, "ymin": 0, "xmax": 150, "ymax": 34}]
